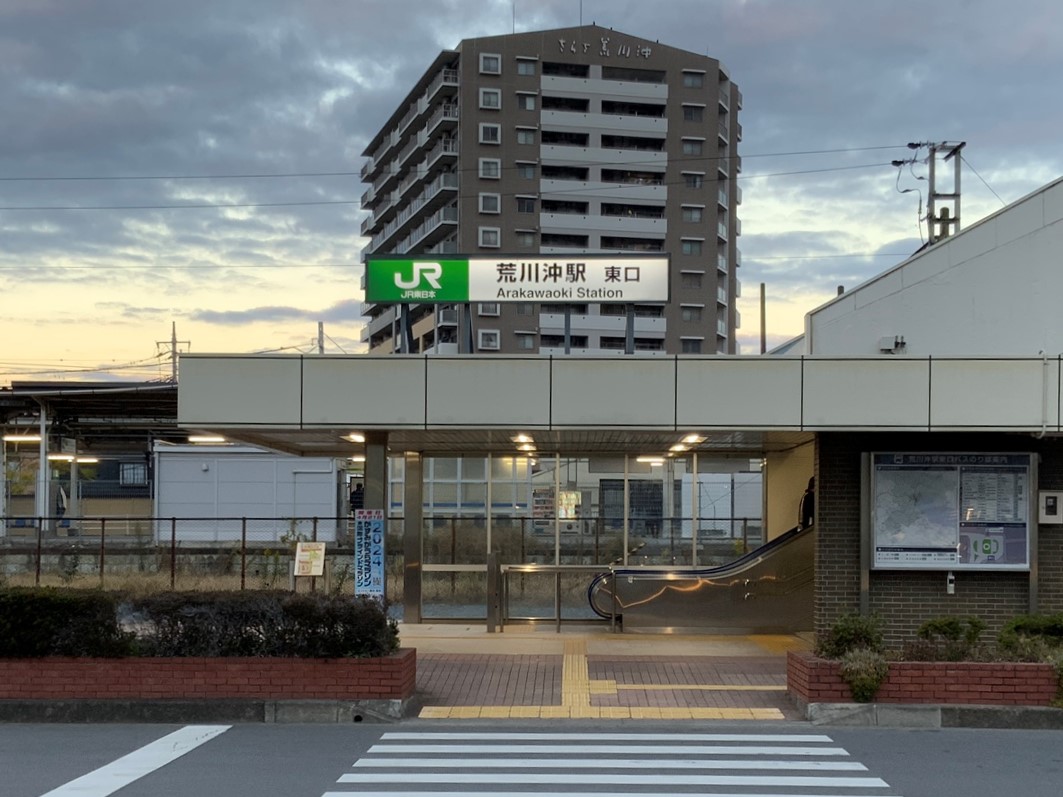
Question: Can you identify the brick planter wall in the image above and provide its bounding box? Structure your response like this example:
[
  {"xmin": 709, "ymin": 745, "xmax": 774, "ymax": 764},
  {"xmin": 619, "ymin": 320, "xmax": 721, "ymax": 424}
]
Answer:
[
  {"xmin": 788, "ymin": 650, "xmax": 1058, "ymax": 706},
  {"xmin": 0, "ymin": 648, "xmax": 416, "ymax": 701}
]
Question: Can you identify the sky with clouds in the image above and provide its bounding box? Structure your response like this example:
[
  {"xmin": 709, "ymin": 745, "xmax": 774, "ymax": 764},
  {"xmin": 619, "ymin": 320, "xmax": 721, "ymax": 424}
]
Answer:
[{"xmin": 1, "ymin": 0, "xmax": 1060, "ymax": 385}]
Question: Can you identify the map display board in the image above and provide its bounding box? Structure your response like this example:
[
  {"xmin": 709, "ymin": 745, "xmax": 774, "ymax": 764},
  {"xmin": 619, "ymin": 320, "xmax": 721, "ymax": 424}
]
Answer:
[{"xmin": 871, "ymin": 453, "xmax": 1031, "ymax": 571}]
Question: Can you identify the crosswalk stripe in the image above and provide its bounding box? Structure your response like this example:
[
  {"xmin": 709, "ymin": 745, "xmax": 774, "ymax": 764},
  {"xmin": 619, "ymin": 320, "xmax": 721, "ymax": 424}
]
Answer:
[
  {"xmin": 350, "ymin": 757, "xmax": 867, "ymax": 771},
  {"xmin": 368, "ymin": 743, "xmax": 849, "ymax": 755},
  {"xmin": 338, "ymin": 772, "xmax": 890, "ymax": 788},
  {"xmin": 381, "ymin": 731, "xmax": 836, "ymax": 742},
  {"xmin": 327, "ymin": 793, "xmax": 887, "ymax": 797}
]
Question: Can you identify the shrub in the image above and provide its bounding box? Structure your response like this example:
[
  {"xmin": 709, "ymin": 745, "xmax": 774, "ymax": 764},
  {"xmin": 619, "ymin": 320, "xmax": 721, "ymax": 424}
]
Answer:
[
  {"xmin": 839, "ymin": 647, "xmax": 889, "ymax": 703},
  {"xmin": 815, "ymin": 613, "xmax": 885, "ymax": 659},
  {"xmin": 128, "ymin": 591, "xmax": 399, "ymax": 658},
  {"xmin": 902, "ymin": 616, "xmax": 987, "ymax": 662},
  {"xmin": 998, "ymin": 613, "xmax": 1063, "ymax": 657},
  {"xmin": 0, "ymin": 588, "xmax": 135, "ymax": 658}
]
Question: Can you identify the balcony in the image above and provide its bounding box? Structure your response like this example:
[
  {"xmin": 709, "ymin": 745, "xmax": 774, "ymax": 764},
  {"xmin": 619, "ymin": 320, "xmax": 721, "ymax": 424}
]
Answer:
[
  {"xmin": 717, "ymin": 254, "xmax": 728, "ymax": 273},
  {"xmin": 426, "ymin": 103, "xmax": 459, "ymax": 136},
  {"xmin": 717, "ymin": 222, "xmax": 728, "ymax": 241},
  {"xmin": 368, "ymin": 172, "xmax": 458, "ymax": 249},
  {"xmin": 718, "ymin": 121, "xmax": 729, "ymax": 142},
  {"xmin": 438, "ymin": 308, "xmax": 458, "ymax": 326},
  {"xmin": 427, "ymin": 68, "xmax": 459, "ymax": 101},
  {"xmin": 718, "ymin": 188, "xmax": 728, "ymax": 209}
]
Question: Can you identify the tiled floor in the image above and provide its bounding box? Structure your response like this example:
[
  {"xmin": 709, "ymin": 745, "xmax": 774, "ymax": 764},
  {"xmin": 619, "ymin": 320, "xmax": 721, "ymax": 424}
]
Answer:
[{"xmin": 405, "ymin": 624, "xmax": 810, "ymax": 720}]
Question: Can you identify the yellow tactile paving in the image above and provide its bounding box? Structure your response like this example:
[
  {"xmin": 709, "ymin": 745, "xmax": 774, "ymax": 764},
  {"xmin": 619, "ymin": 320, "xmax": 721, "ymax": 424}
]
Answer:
[{"xmin": 614, "ymin": 683, "xmax": 787, "ymax": 691}]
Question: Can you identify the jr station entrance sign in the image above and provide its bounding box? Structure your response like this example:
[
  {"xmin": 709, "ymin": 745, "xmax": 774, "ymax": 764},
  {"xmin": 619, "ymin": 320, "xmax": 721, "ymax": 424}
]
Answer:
[{"xmin": 364, "ymin": 254, "xmax": 671, "ymax": 303}]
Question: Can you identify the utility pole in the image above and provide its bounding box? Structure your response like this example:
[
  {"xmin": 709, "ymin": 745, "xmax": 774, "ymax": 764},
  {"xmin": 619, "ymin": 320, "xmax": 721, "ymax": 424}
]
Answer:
[
  {"xmin": 156, "ymin": 322, "xmax": 190, "ymax": 382},
  {"xmin": 896, "ymin": 141, "xmax": 966, "ymax": 244},
  {"xmin": 318, "ymin": 322, "xmax": 325, "ymax": 355}
]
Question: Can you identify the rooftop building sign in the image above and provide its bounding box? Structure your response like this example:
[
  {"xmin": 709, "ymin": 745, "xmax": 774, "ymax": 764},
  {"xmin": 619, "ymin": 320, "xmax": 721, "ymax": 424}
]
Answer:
[{"xmin": 364, "ymin": 255, "xmax": 670, "ymax": 304}]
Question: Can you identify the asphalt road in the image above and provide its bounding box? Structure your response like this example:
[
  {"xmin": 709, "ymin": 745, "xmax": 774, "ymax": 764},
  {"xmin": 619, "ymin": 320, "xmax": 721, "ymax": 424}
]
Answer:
[{"xmin": 2, "ymin": 721, "xmax": 1061, "ymax": 797}]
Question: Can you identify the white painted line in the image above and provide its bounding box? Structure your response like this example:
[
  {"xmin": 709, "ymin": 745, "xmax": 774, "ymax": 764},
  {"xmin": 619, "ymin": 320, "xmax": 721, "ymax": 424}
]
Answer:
[
  {"xmin": 352, "ymin": 757, "xmax": 867, "ymax": 771},
  {"xmin": 328, "ymin": 793, "xmax": 888, "ymax": 797},
  {"xmin": 341, "ymin": 772, "xmax": 891, "ymax": 788},
  {"xmin": 381, "ymin": 732, "xmax": 836, "ymax": 743},
  {"xmin": 369, "ymin": 743, "xmax": 849, "ymax": 756},
  {"xmin": 38, "ymin": 725, "xmax": 230, "ymax": 797}
]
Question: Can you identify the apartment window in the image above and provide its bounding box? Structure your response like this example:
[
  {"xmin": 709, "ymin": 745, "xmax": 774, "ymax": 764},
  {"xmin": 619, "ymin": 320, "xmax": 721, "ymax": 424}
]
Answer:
[
  {"xmin": 515, "ymin": 302, "xmax": 534, "ymax": 315},
  {"xmin": 681, "ymin": 305, "xmax": 703, "ymax": 322},
  {"xmin": 516, "ymin": 196, "xmax": 536, "ymax": 213},
  {"xmin": 120, "ymin": 462, "xmax": 148, "ymax": 486},
  {"xmin": 680, "ymin": 271, "xmax": 704, "ymax": 289},
  {"xmin": 682, "ymin": 206, "xmax": 704, "ymax": 223},
  {"xmin": 479, "ymin": 88, "xmax": 502, "ymax": 110},
  {"xmin": 479, "ymin": 226, "xmax": 501, "ymax": 247},
  {"xmin": 516, "ymin": 230, "xmax": 536, "ymax": 247},
  {"xmin": 480, "ymin": 53, "xmax": 501, "ymax": 74},
  {"xmin": 479, "ymin": 193, "xmax": 501, "ymax": 214},
  {"xmin": 478, "ymin": 330, "xmax": 501, "ymax": 350},
  {"xmin": 516, "ymin": 162, "xmax": 536, "ymax": 179},
  {"xmin": 478, "ymin": 158, "xmax": 501, "ymax": 178},
  {"xmin": 682, "ymin": 71, "xmax": 705, "ymax": 88},
  {"xmin": 682, "ymin": 104, "xmax": 705, "ymax": 122},
  {"xmin": 681, "ymin": 239, "xmax": 703, "ymax": 255},
  {"xmin": 516, "ymin": 128, "xmax": 536, "ymax": 145},
  {"xmin": 479, "ymin": 123, "xmax": 501, "ymax": 144},
  {"xmin": 681, "ymin": 338, "xmax": 703, "ymax": 354},
  {"xmin": 682, "ymin": 138, "xmax": 704, "ymax": 156},
  {"xmin": 515, "ymin": 332, "xmax": 537, "ymax": 350},
  {"xmin": 516, "ymin": 58, "xmax": 536, "ymax": 76},
  {"xmin": 683, "ymin": 172, "xmax": 705, "ymax": 189},
  {"xmin": 478, "ymin": 303, "xmax": 500, "ymax": 316},
  {"xmin": 517, "ymin": 93, "xmax": 536, "ymax": 111}
]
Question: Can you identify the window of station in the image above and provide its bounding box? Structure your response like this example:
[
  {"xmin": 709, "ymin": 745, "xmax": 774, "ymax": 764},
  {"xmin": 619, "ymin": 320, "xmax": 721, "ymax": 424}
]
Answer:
[
  {"xmin": 601, "ymin": 65, "xmax": 666, "ymax": 83},
  {"xmin": 600, "ymin": 236, "xmax": 664, "ymax": 252},
  {"xmin": 682, "ymin": 104, "xmax": 705, "ymax": 122},
  {"xmin": 601, "ymin": 100, "xmax": 666, "ymax": 118},
  {"xmin": 601, "ymin": 168, "xmax": 664, "ymax": 185},
  {"xmin": 601, "ymin": 202, "xmax": 664, "ymax": 219},
  {"xmin": 541, "ymin": 164, "xmax": 588, "ymax": 181},
  {"xmin": 516, "ymin": 58, "xmax": 537, "ymax": 76},
  {"xmin": 601, "ymin": 134, "xmax": 665, "ymax": 152},
  {"xmin": 541, "ymin": 62, "xmax": 590, "ymax": 77},
  {"xmin": 542, "ymin": 199, "xmax": 588, "ymax": 215},
  {"xmin": 541, "ymin": 130, "xmax": 589, "ymax": 147},
  {"xmin": 540, "ymin": 232, "xmax": 589, "ymax": 247},
  {"xmin": 541, "ymin": 95, "xmax": 590, "ymax": 112}
]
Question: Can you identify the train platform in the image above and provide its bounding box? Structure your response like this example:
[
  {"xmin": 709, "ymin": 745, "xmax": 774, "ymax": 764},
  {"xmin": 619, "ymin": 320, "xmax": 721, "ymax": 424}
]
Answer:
[{"xmin": 401, "ymin": 623, "xmax": 812, "ymax": 721}]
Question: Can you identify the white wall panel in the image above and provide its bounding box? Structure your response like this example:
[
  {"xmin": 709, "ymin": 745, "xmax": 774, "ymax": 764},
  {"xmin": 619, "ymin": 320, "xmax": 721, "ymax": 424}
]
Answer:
[
  {"xmin": 676, "ymin": 358, "xmax": 802, "ymax": 427},
  {"xmin": 1045, "ymin": 182, "xmax": 1063, "ymax": 225},
  {"xmin": 802, "ymin": 359, "xmax": 930, "ymax": 428},
  {"xmin": 425, "ymin": 358, "xmax": 552, "ymax": 426},
  {"xmin": 929, "ymin": 358, "xmax": 1059, "ymax": 430},
  {"xmin": 179, "ymin": 356, "xmax": 303, "ymax": 425},
  {"xmin": 302, "ymin": 356, "xmax": 426, "ymax": 426},
  {"xmin": 551, "ymin": 358, "xmax": 675, "ymax": 426}
]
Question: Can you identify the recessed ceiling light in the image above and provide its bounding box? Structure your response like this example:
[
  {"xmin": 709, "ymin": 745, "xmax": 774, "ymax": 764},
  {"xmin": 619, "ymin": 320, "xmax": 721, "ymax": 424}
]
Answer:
[
  {"xmin": 188, "ymin": 435, "xmax": 226, "ymax": 444},
  {"xmin": 345, "ymin": 432, "xmax": 366, "ymax": 443}
]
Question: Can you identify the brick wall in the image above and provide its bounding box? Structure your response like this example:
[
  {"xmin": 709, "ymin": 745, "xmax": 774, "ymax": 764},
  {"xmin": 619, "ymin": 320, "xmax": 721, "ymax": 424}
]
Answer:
[
  {"xmin": 816, "ymin": 433, "xmax": 1063, "ymax": 647},
  {"xmin": 0, "ymin": 648, "xmax": 416, "ymax": 701},
  {"xmin": 787, "ymin": 650, "xmax": 1057, "ymax": 706}
]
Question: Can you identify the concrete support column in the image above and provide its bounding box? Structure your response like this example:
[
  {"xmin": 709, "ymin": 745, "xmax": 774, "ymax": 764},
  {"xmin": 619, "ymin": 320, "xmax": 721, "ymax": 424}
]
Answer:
[
  {"xmin": 363, "ymin": 432, "xmax": 388, "ymax": 511},
  {"xmin": 403, "ymin": 451, "xmax": 423, "ymax": 623}
]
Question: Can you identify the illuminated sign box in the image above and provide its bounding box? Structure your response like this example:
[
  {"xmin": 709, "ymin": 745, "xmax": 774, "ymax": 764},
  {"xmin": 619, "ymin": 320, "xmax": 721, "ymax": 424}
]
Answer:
[{"xmin": 365, "ymin": 254, "xmax": 671, "ymax": 304}]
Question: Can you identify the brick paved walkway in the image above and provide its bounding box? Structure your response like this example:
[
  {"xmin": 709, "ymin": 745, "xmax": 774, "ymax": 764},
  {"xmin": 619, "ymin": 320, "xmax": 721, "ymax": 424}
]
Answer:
[{"xmin": 407, "ymin": 626, "xmax": 806, "ymax": 720}]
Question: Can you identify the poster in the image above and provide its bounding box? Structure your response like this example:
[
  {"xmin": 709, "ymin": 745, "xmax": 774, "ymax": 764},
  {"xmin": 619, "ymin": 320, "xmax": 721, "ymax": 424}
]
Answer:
[
  {"xmin": 354, "ymin": 509, "xmax": 386, "ymax": 598},
  {"xmin": 872, "ymin": 453, "xmax": 1030, "ymax": 571},
  {"xmin": 293, "ymin": 542, "xmax": 326, "ymax": 577}
]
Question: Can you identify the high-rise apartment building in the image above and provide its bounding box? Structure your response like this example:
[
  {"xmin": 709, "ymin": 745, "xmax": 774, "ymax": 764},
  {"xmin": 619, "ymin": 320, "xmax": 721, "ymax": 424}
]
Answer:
[{"xmin": 360, "ymin": 25, "xmax": 742, "ymax": 355}]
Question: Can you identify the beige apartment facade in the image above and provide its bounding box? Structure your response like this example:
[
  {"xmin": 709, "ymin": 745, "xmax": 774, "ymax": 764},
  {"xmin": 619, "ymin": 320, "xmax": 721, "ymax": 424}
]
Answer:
[{"xmin": 360, "ymin": 24, "xmax": 742, "ymax": 356}]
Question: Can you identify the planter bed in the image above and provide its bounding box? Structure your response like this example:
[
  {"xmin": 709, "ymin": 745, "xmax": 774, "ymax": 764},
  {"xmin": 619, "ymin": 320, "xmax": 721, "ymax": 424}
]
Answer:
[
  {"xmin": 788, "ymin": 649, "xmax": 1057, "ymax": 706},
  {"xmin": 0, "ymin": 648, "xmax": 415, "ymax": 702}
]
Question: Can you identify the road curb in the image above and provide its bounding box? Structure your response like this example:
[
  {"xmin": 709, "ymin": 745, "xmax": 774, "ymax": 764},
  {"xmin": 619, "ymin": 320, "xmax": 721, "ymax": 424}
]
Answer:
[{"xmin": 804, "ymin": 701, "xmax": 1063, "ymax": 729}]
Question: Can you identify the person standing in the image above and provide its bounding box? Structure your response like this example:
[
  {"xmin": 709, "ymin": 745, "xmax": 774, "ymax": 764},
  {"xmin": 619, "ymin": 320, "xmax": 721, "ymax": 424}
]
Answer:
[{"xmin": 799, "ymin": 476, "xmax": 815, "ymax": 529}]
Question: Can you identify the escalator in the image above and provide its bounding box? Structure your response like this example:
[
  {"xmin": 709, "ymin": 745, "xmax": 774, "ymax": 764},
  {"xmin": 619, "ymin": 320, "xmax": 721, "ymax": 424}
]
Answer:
[{"xmin": 587, "ymin": 525, "xmax": 814, "ymax": 633}]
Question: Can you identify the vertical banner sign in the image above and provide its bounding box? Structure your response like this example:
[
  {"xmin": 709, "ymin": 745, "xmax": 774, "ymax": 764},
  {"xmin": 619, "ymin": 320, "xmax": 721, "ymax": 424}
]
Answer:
[{"xmin": 354, "ymin": 509, "xmax": 386, "ymax": 598}]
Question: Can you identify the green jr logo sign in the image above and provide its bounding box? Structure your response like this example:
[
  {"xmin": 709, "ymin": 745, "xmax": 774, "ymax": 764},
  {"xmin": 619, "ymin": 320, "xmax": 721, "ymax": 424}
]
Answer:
[{"xmin": 364, "ymin": 257, "xmax": 470, "ymax": 303}]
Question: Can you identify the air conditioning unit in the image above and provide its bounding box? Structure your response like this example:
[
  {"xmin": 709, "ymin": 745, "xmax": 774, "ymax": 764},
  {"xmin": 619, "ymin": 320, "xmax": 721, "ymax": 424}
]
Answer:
[{"xmin": 878, "ymin": 335, "xmax": 906, "ymax": 354}]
